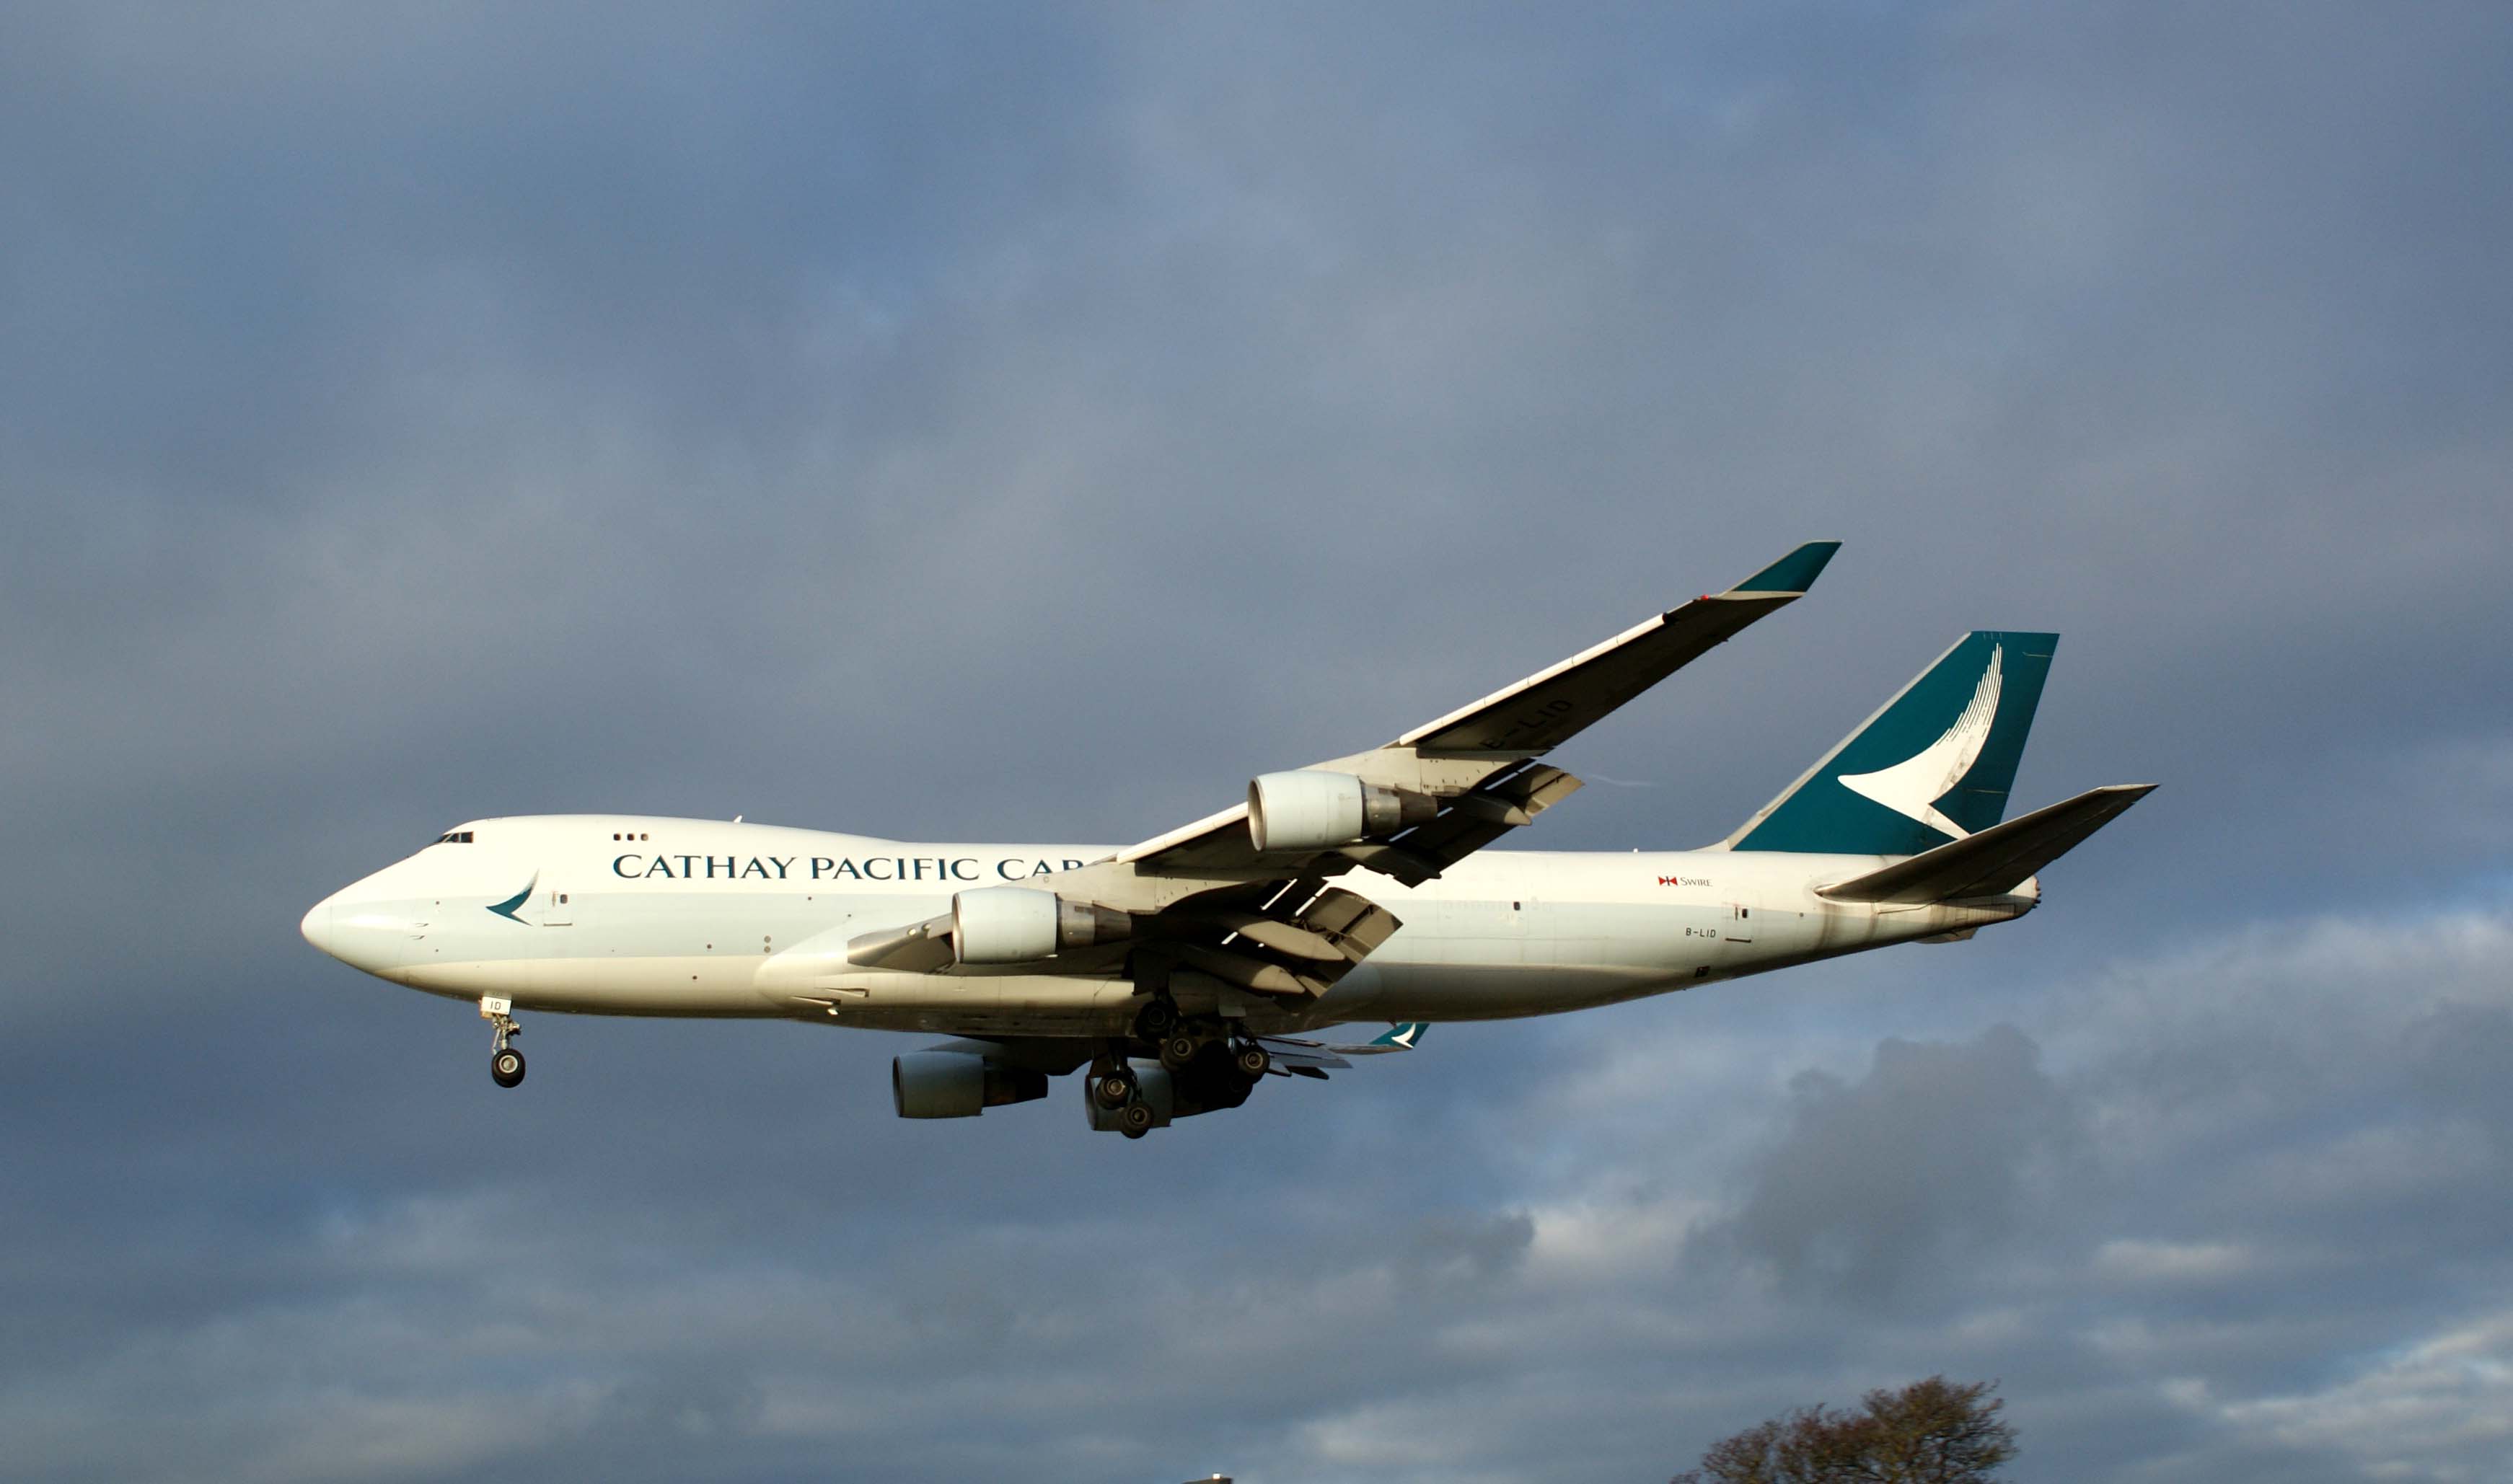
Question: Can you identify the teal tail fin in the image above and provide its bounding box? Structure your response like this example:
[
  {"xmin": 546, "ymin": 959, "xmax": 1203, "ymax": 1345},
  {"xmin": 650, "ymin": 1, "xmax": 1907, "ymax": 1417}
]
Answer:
[{"xmin": 1720, "ymin": 631, "xmax": 2058, "ymax": 855}]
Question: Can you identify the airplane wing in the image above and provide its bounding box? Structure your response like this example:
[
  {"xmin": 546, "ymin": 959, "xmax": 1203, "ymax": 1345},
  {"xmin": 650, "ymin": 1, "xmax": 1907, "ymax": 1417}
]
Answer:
[
  {"xmin": 1103, "ymin": 539, "xmax": 1840, "ymax": 883},
  {"xmin": 1255, "ymin": 1022, "xmax": 1429, "ymax": 1079},
  {"xmin": 851, "ymin": 542, "xmax": 1840, "ymax": 1000}
]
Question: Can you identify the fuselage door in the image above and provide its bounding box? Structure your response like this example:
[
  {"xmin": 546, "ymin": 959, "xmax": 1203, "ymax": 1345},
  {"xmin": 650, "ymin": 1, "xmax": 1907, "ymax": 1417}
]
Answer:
[
  {"xmin": 1724, "ymin": 903, "xmax": 1753, "ymax": 943},
  {"xmin": 541, "ymin": 886, "xmax": 573, "ymax": 927}
]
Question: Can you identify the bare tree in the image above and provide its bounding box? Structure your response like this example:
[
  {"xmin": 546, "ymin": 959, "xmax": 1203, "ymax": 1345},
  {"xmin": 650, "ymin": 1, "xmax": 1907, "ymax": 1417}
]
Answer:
[{"xmin": 1674, "ymin": 1376, "xmax": 2017, "ymax": 1484}]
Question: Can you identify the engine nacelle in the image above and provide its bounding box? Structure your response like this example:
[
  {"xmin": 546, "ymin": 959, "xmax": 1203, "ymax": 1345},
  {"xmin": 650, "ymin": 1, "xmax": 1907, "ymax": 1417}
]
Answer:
[
  {"xmin": 892, "ymin": 1052, "xmax": 1049, "ymax": 1118},
  {"xmin": 951, "ymin": 886, "xmax": 1131, "ymax": 965},
  {"xmin": 1246, "ymin": 769, "xmax": 1434, "ymax": 852}
]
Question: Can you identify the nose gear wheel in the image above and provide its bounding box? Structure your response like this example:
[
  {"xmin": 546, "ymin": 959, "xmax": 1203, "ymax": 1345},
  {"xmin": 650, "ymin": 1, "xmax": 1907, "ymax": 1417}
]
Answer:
[{"xmin": 479, "ymin": 997, "xmax": 525, "ymax": 1089}]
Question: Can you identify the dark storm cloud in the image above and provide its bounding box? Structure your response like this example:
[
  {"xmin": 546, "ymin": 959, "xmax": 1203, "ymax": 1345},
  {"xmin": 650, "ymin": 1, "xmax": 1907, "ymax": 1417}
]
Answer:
[{"xmin": 4, "ymin": 1, "xmax": 2511, "ymax": 1480}]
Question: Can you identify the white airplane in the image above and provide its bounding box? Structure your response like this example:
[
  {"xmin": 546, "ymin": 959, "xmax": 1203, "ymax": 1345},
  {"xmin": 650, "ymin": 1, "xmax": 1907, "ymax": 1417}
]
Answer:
[{"xmin": 302, "ymin": 543, "xmax": 2151, "ymax": 1136}]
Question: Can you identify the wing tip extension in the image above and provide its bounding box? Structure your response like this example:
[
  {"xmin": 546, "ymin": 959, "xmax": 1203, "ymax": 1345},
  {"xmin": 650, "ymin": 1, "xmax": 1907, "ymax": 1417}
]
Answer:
[{"xmin": 1727, "ymin": 539, "xmax": 1843, "ymax": 597}]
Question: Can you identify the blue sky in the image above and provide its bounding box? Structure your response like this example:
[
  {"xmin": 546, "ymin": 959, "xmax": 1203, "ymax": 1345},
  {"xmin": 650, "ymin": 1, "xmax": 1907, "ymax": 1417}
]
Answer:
[{"xmin": 4, "ymin": 4, "xmax": 2509, "ymax": 1480}]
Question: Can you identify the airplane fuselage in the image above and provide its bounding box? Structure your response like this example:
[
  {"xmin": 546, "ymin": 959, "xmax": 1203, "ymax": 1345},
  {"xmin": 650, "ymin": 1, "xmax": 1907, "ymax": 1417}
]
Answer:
[{"xmin": 303, "ymin": 814, "xmax": 2036, "ymax": 1039}]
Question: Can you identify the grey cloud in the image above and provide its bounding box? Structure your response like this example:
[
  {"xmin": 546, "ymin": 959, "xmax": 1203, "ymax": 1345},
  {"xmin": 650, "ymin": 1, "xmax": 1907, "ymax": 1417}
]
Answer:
[{"xmin": 1715, "ymin": 1025, "xmax": 2080, "ymax": 1299}]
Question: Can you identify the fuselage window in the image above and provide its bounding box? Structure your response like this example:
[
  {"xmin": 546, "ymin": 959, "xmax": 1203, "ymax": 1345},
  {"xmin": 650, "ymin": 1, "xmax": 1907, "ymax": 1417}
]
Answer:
[{"xmin": 435, "ymin": 831, "xmax": 477, "ymax": 845}]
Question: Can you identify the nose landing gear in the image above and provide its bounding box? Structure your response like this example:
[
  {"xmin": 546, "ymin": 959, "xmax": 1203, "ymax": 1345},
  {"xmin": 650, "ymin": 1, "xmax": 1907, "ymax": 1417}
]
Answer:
[{"xmin": 480, "ymin": 997, "xmax": 526, "ymax": 1088}]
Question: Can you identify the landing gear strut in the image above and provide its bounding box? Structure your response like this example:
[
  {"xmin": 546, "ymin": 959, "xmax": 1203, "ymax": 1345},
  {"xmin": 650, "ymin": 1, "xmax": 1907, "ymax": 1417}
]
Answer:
[{"xmin": 480, "ymin": 997, "xmax": 526, "ymax": 1088}]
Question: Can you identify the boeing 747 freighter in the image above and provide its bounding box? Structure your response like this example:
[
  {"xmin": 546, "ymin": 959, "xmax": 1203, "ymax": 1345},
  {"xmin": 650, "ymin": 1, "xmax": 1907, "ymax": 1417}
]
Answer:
[{"xmin": 302, "ymin": 543, "xmax": 2150, "ymax": 1136}]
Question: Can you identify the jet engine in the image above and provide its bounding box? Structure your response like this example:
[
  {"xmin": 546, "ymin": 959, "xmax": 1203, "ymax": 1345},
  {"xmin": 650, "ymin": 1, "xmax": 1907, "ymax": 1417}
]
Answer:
[
  {"xmin": 951, "ymin": 885, "xmax": 1131, "ymax": 965},
  {"xmin": 1246, "ymin": 769, "xmax": 1434, "ymax": 852},
  {"xmin": 892, "ymin": 1052, "xmax": 1049, "ymax": 1118}
]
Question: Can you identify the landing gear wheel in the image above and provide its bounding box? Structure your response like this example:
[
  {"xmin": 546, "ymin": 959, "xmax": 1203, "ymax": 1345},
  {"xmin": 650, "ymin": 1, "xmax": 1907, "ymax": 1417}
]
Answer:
[
  {"xmin": 1118, "ymin": 1101, "xmax": 1155, "ymax": 1136},
  {"xmin": 1135, "ymin": 998, "xmax": 1180, "ymax": 1041},
  {"xmin": 1160, "ymin": 1033, "xmax": 1200, "ymax": 1071},
  {"xmin": 1093, "ymin": 1070, "xmax": 1136, "ymax": 1110},
  {"xmin": 478, "ymin": 997, "xmax": 524, "ymax": 1086},
  {"xmin": 1234, "ymin": 1043, "xmax": 1271, "ymax": 1079}
]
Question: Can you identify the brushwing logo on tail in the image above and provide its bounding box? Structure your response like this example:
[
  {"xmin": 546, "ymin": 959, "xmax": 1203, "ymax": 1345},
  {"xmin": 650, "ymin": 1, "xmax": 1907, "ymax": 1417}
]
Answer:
[{"xmin": 1836, "ymin": 644, "xmax": 2003, "ymax": 841}]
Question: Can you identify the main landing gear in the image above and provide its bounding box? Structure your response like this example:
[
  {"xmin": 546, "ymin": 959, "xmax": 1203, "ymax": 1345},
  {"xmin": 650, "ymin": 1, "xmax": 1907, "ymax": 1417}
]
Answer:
[
  {"xmin": 1138, "ymin": 1000, "xmax": 1272, "ymax": 1081},
  {"xmin": 1088, "ymin": 1059, "xmax": 1156, "ymax": 1138},
  {"xmin": 1091, "ymin": 999, "xmax": 1278, "ymax": 1138},
  {"xmin": 481, "ymin": 997, "xmax": 526, "ymax": 1088}
]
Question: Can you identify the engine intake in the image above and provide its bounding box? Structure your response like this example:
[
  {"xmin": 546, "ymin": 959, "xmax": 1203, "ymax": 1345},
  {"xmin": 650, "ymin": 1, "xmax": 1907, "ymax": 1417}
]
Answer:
[
  {"xmin": 951, "ymin": 885, "xmax": 1131, "ymax": 965},
  {"xmin": 1247, "ymin": 769, "xmax": 1434, "ymax": 852},
  {"xmin": 892, "ymin": 1052, "xmax": 1049, "ymax": 1118}
]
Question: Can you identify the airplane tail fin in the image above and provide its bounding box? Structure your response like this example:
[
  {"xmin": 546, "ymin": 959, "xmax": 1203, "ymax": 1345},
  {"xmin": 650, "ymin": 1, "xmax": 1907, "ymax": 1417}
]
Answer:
[
  {"xmin": 1815, "ymin": 784, "xmax": 2155, "ymax": 902},
  {"xmin": 1718, "ymin": 631, "xmax": 2058, "ymax": 854}
]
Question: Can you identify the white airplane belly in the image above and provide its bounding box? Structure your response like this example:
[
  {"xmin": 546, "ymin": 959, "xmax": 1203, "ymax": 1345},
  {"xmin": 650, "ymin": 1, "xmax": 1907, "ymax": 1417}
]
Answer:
[{"xmin": 397, "ymin": 953, "xmax": 788, "ymax": 1017}]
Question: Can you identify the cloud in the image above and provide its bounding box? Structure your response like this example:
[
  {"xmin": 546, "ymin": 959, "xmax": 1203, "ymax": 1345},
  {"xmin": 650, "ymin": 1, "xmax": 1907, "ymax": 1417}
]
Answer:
[{"xmin": 1714, "ymin": 1024, "xmax": 2080, "ymax": 1298}]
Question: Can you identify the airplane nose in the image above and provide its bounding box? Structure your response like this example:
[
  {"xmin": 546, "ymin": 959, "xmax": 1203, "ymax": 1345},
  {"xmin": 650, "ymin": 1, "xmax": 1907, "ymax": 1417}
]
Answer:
[{"xmin": 301, "ymin": 899, "xmax": 335, "ymax": 956}]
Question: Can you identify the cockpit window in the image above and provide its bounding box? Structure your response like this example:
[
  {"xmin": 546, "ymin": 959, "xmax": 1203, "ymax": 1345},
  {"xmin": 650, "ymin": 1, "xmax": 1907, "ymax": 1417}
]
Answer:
[{"xmin": 434, "ymin": 831, "xmax": 476, "ymax": 844}]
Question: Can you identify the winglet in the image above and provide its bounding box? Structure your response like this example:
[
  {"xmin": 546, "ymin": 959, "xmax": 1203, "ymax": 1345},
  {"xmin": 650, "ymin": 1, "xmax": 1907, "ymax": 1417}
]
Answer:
[{"xmin": 1726, "ymin": 540, "xmax": 1842, "ymax": 597}]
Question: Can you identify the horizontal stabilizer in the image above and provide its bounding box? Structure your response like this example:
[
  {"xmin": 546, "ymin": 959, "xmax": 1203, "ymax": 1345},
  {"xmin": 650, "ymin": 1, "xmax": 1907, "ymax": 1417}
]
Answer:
[{"xmin": 1816, "ymin": 784, "xmax": 2156, "ymax": 904}]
